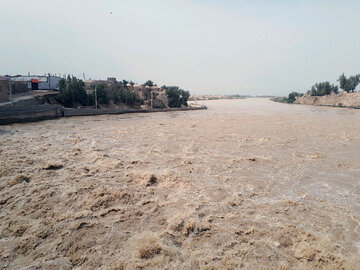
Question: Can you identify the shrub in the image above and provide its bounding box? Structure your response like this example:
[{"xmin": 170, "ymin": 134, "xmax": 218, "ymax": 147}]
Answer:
[{"xmin": 272, "ymin": 92, "xmax": 303, "ymax": 104}]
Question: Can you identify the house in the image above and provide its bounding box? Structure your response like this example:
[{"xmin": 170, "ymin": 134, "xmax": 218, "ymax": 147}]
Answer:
[{"xmin": 107, "ymin": 77, "xmax": 117, "ymax": 85}]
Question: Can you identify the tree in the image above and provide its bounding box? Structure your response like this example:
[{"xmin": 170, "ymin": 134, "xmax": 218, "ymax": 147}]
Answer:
[
  {"xmin": 121, "ymin": 80, "xmax": 129, "ymax": 87},
  {"xmin": 95, "ymin": 84, "xmax": 109, "ymax": 104},
  {"xmin": 57, "ymin": 77, "xmax": 94, "ymax": 107},
  {"xmin": 307, "ymin": 82, "xmax": 338, "ymax": 96},
  {"xmin": 112, "ymin": 88, "xmax": 138, "ymax": 106},
  {"xmin": 142, "ymin": 80, "xmax": 156, "ymax": 87},
  {"xmin": 58, "ymin": 78, "xmax": 66, "ymax": 91},
  {"xmin": 338, "ymin": 73, "xmax": 360, "ymax": 93},
  {"xmin": 124, "ymin": 90, "xmax": 137, "ymax": 105},
  {"xmin": 165, "ymin": 86, "xmax": 190, "ymax": 107},
  {"xmin": 287, "ymin": 92, "xmax": 302, "ymax": 103}
]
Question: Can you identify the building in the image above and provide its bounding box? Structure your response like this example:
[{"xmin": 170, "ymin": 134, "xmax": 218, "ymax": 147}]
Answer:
[
  {"xmin": 8, "ymin": 75, "xmax": 61, "ymax": 91},
  {"xmin": 107, "ymin": 77, "xmax": 117, "ymax": 85}
]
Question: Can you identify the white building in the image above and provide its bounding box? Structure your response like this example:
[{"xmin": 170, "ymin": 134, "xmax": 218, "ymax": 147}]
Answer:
[{"xmin": 9, "ymin": 75, "xmax": 61, "ymax": 90}]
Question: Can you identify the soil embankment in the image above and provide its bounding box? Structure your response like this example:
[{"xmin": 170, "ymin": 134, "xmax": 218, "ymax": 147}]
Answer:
[{"xmin": 295, "ymin": 92, "xmax": 360, "ymax": 108}]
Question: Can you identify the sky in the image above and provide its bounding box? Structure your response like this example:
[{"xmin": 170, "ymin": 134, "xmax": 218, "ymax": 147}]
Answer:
[{"xmin": 1, "ymin": 0, "xmax": 360, "ymax": 96}]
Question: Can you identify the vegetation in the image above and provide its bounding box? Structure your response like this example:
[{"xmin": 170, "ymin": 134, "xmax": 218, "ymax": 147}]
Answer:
[
  {"xmin": 165, "ymin": 86, "xmax": 190, "ymax": 107},
  {"xmin": 338, "ymin": 73, "xmax": 360, "ymax": 93},
  {"xmin": 142, "ymin": 80, "xmax": 156, "ymax": 87},
  {"xmin": 307, "ymin": 82, "xmax": 338, "ymax": 96},
  {"xmin": 272, "ymin": 92, "xmax": 303, "ymax": 104},
  {"xmin": 56, "ymin": 77, "xmax": 193, "ymax": 109},
  {"xmin": 121, "ymin": 80, "xmax": 129, "ymax": 86},
  {"xmin": 56, "ymin": 77, "xmax": 93, "ymax": 107},
  {"xmin": 287, "ymin": 92, "xmax": 303, "ymax": 103},
  {"xmin": 112, "ymin": 88, "xmax": 138, "ymax": 106},
  {"xmin": 92, "ymin": 84, "xmax": 109, "ymax": 105},
  {"xmin": 275, "ymin": 72, "xmax": 359, "ymax": 107}
]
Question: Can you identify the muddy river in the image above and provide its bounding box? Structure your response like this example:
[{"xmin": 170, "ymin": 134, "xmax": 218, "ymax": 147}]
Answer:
[{"xmin": 1, "ymin": 99, "xmax": 359, "ymax": 269}]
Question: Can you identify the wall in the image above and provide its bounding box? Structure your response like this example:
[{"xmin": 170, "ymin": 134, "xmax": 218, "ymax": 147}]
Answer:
[
  {"xmin": 0, "ymin": 105, "xmax": 207, "ymax": 125},
  {"xmin": 0, "ymin": 80, "xmax": 9, "ymax": 102},
  {"xmin": 12, "ymin": 81, "xmax": 29, "ymax": 94},
  {"xmin": 0, "ymin": 104, "xmax": 63, "ymax": 125}
]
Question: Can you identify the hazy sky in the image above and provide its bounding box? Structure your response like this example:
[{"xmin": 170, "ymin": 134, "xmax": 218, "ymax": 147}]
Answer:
[{"xmin": 1, "ymin": 0, "xmax": 360, "ymax": 95}]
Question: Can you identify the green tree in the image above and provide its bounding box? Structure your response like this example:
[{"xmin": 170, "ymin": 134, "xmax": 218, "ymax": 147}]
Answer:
[
  {"xmin": 165, "ymin": 86, "xmax": 190, "ymax": 107},
  {"xmin": 142, "ymin": 80, "xmax": 156, "ymax": 87},
  {"xmin": 111, "ymin": 88, "xmax": 137, "ymax": 106},
  {"xmin": 112, "ymin": 90, "xmax": 121, "ymax": 104},
  {"xmin": 287, "ymin": 92, "xmax": 302, "ymax": 103},
  {"xmin": 308, "ymin": 82, "xmax": 338, "ymax": 96},
  {"xmin": 95, "ymin": 84, "xmax": 109, "ymax": 104},
  {"xmin": 122, "ymin": 80, "xmax": 128, "ymax": 86},
  {"xmin": 56, "ymin": 77, "xmax": 89, "ymax": 107},
  {"xmin": 124, "ymin": 90, "xmax": 137, "ymax": 105},
  {"xmin": 58, "ymin": 78, "xmax": 66, "ymax": 91},
  {"xmin": 338, "ymin": 73, "xmax": 360, "ymax": 93}
]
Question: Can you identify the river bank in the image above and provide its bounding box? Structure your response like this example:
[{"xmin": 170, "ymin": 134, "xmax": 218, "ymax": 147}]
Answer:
[
  {"xmin": 0, "ymin": 105, "xmax": 207, "ymax": 125},
  {"xmin": 294, "ymin": 92, "xmax": 360, "ymax": 108}
]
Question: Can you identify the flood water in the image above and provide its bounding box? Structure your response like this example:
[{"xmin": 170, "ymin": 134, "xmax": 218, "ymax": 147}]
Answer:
[{"xmin": 1, "ymin": 98, "xmax": 360, "ymax": 269}]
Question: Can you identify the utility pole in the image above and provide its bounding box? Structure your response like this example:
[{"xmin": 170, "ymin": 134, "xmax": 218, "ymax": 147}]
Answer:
[
  {"xmin": 94, "ymin": 85, "xmax": 98, "ymax": 109},
  {"xmin": 8, "ymin": 77, "xmax": 13, "ymax": 106},
  {"xmin": 151, "ymin": 91, "xmax": 153, "ymax": 109}
]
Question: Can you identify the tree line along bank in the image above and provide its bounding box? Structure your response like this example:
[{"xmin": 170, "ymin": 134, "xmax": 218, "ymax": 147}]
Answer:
[
  {"xmin": 56, "ymin": 77, "xmax": 190, "ymax": 109},
  {"xmin": 274, "ymin": 73, "xmax": 360, "ymax": 104}
]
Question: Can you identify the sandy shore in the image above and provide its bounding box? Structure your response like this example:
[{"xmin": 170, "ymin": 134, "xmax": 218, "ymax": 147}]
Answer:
[{"xmin": 1, "ymin": 99, "xmax": 360, "ymax": 269}]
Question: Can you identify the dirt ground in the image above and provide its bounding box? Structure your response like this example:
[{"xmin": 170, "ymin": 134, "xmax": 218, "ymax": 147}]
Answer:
[{"xmin": 1, "ymin": 99, "xmax": 360, "ymax": 269}]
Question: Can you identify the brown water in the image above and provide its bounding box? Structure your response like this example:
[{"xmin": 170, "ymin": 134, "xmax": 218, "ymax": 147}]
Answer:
[{"xmin": 1, "ymin": 99, "xmax": 360, "ymax": 269}]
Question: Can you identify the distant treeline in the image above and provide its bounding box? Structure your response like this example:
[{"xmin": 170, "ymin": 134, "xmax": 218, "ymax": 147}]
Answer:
[
  {"xmin": 55, "ymin": 76, "xmax": 190, "ymax": 109},
  {"xmin": 275, "ymin": 73, "xmax": 360, "ymax": 104}
]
